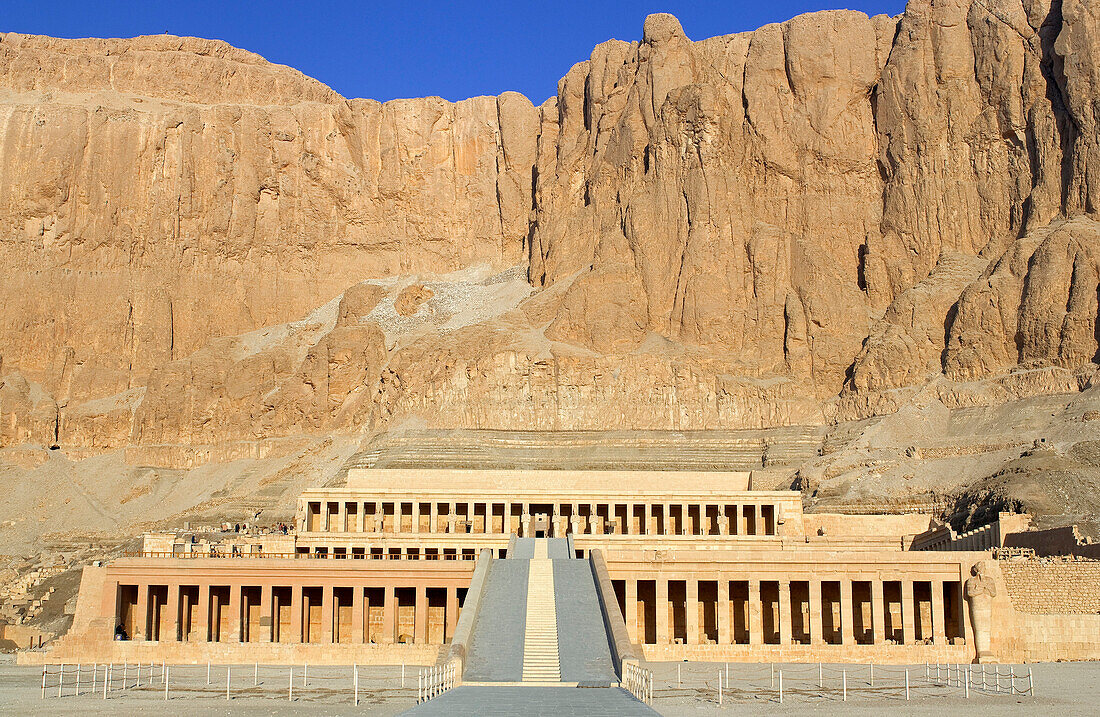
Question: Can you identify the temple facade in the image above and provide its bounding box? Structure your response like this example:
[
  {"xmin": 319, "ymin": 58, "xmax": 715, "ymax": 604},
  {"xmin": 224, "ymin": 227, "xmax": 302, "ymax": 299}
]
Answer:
[{"xmin": 32, "ymin": 468, "xmax": 1100, "ymax": 668}]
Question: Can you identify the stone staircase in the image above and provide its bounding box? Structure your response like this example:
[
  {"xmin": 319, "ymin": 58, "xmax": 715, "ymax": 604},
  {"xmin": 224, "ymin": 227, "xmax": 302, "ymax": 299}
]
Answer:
[{"xmin": 521, "ymin": 541, "xmax": 562, "ymax": 683}]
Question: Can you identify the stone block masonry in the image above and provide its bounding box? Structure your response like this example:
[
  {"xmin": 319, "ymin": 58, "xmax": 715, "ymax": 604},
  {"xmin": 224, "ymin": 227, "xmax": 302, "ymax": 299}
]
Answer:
[{"xmin": 1001, "ymin": 560, "xmax": 1100, "ymax": 614}]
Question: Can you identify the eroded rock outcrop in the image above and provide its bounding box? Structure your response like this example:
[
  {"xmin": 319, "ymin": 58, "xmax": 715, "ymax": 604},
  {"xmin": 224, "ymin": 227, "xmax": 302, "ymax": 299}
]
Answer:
[{"xmin": 0, "ymin": 0, "xmax": 1098, "ymax": 453}]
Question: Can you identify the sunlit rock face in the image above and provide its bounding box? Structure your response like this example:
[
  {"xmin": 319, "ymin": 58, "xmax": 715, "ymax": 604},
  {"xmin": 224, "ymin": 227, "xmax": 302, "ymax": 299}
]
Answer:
[{"xmin": 0, "ymin": 0, "xmax": 1098, "ymax": 452}]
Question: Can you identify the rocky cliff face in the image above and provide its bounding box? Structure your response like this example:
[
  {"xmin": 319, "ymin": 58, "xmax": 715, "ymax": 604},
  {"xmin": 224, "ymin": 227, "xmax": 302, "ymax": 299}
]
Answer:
[{"xmin": 0, "ymin": 0, "xmax": 1097, "ymax": 456}]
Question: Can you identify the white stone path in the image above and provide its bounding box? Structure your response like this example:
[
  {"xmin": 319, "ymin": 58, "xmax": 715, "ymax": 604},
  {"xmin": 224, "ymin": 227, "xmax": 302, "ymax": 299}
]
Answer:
[{"xmin": 521, "ymin": 540, "xmax": 561, "ymax": 683}]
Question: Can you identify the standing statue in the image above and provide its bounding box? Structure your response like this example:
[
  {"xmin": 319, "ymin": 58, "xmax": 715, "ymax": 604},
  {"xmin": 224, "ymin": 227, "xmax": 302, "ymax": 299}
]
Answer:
[{"xmin": 965, "ymin": 560, "xmax": 998, "ymax": 663}]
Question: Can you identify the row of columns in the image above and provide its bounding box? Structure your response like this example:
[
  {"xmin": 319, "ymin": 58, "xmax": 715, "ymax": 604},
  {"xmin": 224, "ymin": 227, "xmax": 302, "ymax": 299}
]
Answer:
[
  {"xmin": 119, "ymin": 583, "xmax": 460, "ymax": 646},
  {"xmin": 620, "ymin": 578, "xmax": 962, "ymax": 647},
  {"xmin": 305, "ymin": 500, "xmax": 776, "ymax": 537}
]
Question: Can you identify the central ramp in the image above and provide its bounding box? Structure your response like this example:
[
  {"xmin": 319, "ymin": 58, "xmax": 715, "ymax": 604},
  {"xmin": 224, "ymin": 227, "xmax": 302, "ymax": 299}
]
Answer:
[
  {"xmin": 521, "ymin": 543, "xmax": 561, "ymax": 682},
  {"xmin": 406, "ymin": 537, "xmax": 652, "ymax": 714}
]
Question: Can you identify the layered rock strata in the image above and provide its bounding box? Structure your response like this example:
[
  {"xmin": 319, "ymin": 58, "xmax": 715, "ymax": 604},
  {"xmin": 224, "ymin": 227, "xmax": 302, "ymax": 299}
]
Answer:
[{"xmin": 0, "ymin": 0, "xmax": 1097, "ymax": 454}]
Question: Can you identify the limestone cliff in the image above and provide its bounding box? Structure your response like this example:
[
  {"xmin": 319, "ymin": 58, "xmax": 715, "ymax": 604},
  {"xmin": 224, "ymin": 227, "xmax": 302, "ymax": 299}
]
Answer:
[{"xmin": 0, "ymin": 0, "xmax": 1098, "ymax": 457}]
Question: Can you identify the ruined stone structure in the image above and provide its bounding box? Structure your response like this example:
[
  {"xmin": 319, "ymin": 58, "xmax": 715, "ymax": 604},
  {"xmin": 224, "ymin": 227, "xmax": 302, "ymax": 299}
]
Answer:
[{"xmin": 34, "ymin": 468, "xmax": 1100, "ymax": 670}]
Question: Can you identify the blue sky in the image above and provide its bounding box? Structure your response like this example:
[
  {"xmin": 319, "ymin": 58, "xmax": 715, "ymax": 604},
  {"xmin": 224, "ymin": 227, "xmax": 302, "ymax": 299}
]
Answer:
[{"xmin": 4, "ymin": 1, "xmax": 906, "ymax": 103}]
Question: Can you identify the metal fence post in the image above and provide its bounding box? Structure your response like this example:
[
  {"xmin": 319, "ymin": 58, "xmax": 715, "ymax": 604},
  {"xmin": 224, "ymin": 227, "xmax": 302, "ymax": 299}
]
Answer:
[
  {"xmin": 779, "ymin": 670, "xmax": 783, "ymax": 704},
  {"xmin": 227, "ymin": 665, "xmax": 231, "ymax": 701},
  {"xmin": 41, "ymin": 665, "xmax": 46, "ymax": 699},
  {"xmin": 905, "ymin": 668, "xmax": 910, "ymax": 701},
  {"xmin": 164, "ymin": 665, "xmax": 169, "ymax": 701},
  {"xmin": 58, "ymin": 663, "xmax": 64, "ymax": 698},
  {"xmin": 843, "ymin": 669, "xmax": 847, "ymax": 701},
  {"xmin": 288, "ymin": 667, "xmax": 293, "ymax": 701}
]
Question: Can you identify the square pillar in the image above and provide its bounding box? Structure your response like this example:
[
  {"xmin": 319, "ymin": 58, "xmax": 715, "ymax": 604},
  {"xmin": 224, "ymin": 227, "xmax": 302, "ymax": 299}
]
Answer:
[
  {"xmin": 259, "ymin": 585, "xmax": 273, "ymax": 642},
  {"xmin": 779, "ymin": 580, "xmax": 793, "ymax": 645},
  {"xmin": 227, "ymin": 585, "xmax": 242, "ymax": 642},
  {"xmin": 809, "ymin": 579, "xmax": 823, "ymax": 644},
  {"xmin": 748, "ymin": 579, "xmax": 763, "ymax": 645},
  {"xmin": 931, "ymin": 580, "xmax": 946, "ymax": 645},
  {"xmin": 382, "ymin": 586, "xmax": 396, "ymax": 644},
  {"xmin": 355, "ymin": 501, "xmax": 365, "ymax": 532},
  {"xmin": 840, "ymin": 581, "xmax": 855, "ymax": 644},
  {"xmin": 446, "ymin": 587, "xmax": 460, "ymax": 641},
  {"xmin": 134, "ymin": 585, "xmax": 149, "ymax": 640},
  {"xmin": 625, "ymin": 580, "xmax": 639, "ymax": 643},
  {"xmin": 412, "ymin": 502, "xmax": 421, "ymax": 534},
  {"xmin": 718, "ymin": 579, "xmax": 731, "ymax": 645},
  {"xmin": 320, "ymin": 586, "xmax": 334, "ymax": 643},
  {"xmin": 165, "ymin": 584, "xmax": 180, "ymax": 642},
  {"xmin": 901, "ymin": 580, "xmax": 915, "ymax": 645},
  {"xmin": 290, "ymin": 585, "xmax": 304, "ymax": 643},
  {"xmin": 656, "ymin": 580, "xmax": 670, "ymax": 645},
  {"xmin": 352, "ymin": 587, "xmax": 365, "ymax": 644},
  {"xmin": 337, "ymin": 501, "xmax": 347, "ymax": 532},
  {"xmin": 871, "ymin": 580, "xmax": 886, "ymax": 644},
  {"xmin": 681, "ymin": 503, "xmax": 690, "ymax": 535},
  {"xmin": 321, "ymin": 501, "xmax": 331, "ymax": 531},
  {"xmin": 686, "ymin": 579, "xmax": 700, "ymax": 644},
  {"xmin": 193, "ymin": 584, "xmax": 211, "ymax": 642},
  {"xmin": 415, "ymin": 586, "xmax": 428, "ymax": 644}
]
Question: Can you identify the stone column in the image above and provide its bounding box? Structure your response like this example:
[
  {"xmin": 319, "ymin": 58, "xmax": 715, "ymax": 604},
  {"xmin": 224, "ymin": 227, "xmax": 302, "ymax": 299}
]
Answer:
[
  {"xmin": 809, "ymin": 579, "xmax": 823, "ymax": 644},
  {"xmin": 415, "ymin": 586, "xmax": 428, "ymax": 644},
  {"xmin": 260, "ymin": 585, "xmax": 273, "ymax": 642},
  {"xmin": 448, "ymin": 501, "xmax": 457, "ymax": 534},
  {"xmin": 686, "ymin": 579, "xmax": 700, "ymax": 644},
  {"xmin": 625, "ymin": 580, "xmax": 639, "ymax": 643},
  {"xmin": 355, "ymin": 501, "xmax": 365, "ymax": 532},
  {"xmin": 412, "ymin": 502, "xmax": 421, "ymax": 534},
  {"xmin": 681, "ymin": 503, "xmax": 690, "ymax": 535},
  {"xmin": 134, "ymin": 584, "xmax": 149, "ymax": 640},
  {"xmin": 718, "ymin": 579, "xmax": 731, "ymax": 645},
  {"xmin": 290, "ymin": 585, "xmax": 304, "ymax": 643},
  {"xmin": 337, "ymin": 501, "xmax": 347, "ymax": 533},
  {"xmin": 931, "ymin": 580, "xmax": 945, "ymax": 645},
  {"xmin": 382, "ymin": 586, "xmax": 396, "ymax": 644},
  {"xmin": 320, "ymin": 586, "xmax": 334, "ymax": 643},
  {"xmin": 718, "ymin": 507, "xmax": 728, "ymax": 536},
  {"xmin": 901, "ymin": 580, "xmax": 915, "ymax": 645},
  {"xmin": 748, "ymin": 580, "xmax": 763, "ymax": 645},
  {"xmin": 352, "ymin": 587, "xmax": 365, "ymax": 644},
  {"xmin": 193, "ymin": 584, "xmax": 211, "ymax": 642},
  {"xmin": 321, "ymin": 501, "xmax": 331, "ymax": 532},
  {"xmin": 165, "ymin": 584, "xmax": 180, "ymax": 642},
  {"xmin": 871, "ymin": 580, "xmax": 886, "ymax": 644},
  {"xmin": 840, "ymin": 581, "xmax": 855, "ymax": 644},
  {"xmin": 522, "ymin": 502, "xmax": 531, "ymax": 537},
  {"xmin": 228, "ymin": 585, "xmax": 243, "ymax": 642},
  {"xmin": 779, "ymin": 580, "xmax": 793, "ymax": 645},
  {"xmin": 446, "ymin": 587, "xmax": 460, "ymax": 642},
  {"xmin": 656, "ymin": 580, "xmax": 670, "ymax": 645}
]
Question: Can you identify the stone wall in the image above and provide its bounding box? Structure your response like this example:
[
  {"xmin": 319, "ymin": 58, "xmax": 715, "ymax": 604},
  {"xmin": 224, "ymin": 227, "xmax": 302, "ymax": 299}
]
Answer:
[
  {"xmin": 1004, "ymin": 526, "xmax": 1100, "ymax": 559},
  {"xmin": 1000, "ymin": 560, "xmax": 1100, "ymax": 614}
]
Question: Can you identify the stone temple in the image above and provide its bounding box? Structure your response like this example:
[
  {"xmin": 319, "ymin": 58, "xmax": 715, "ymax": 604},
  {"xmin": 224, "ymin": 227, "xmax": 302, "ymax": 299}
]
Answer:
[{"xmin": 32, "ymin": 431, "xmax": 1100, "ymax": 690}]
